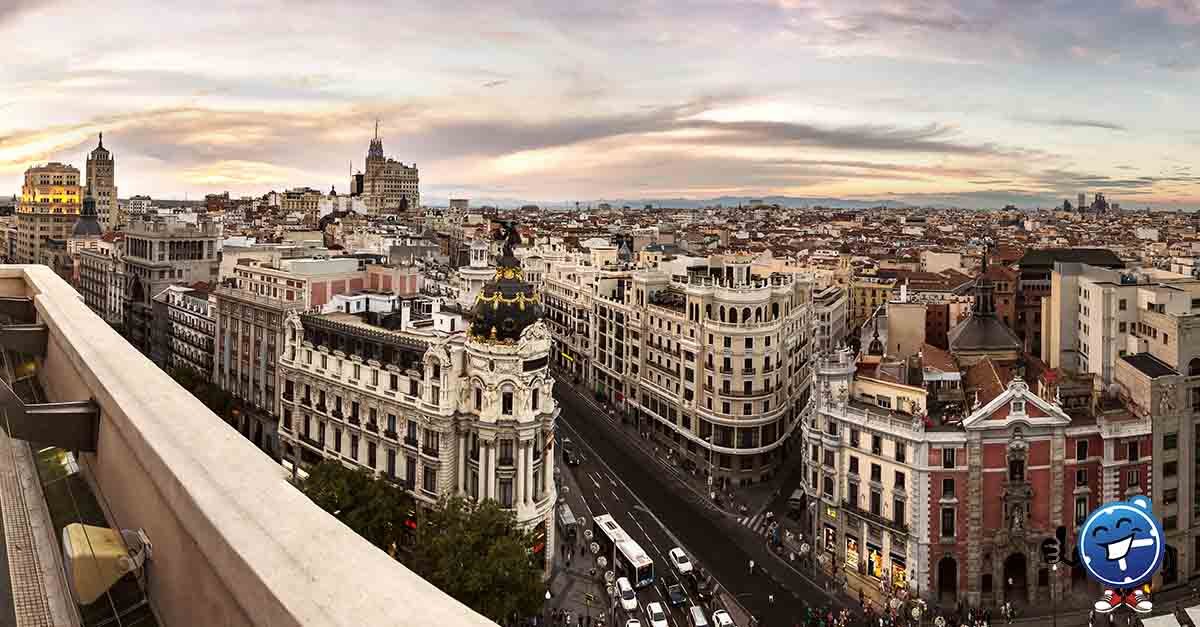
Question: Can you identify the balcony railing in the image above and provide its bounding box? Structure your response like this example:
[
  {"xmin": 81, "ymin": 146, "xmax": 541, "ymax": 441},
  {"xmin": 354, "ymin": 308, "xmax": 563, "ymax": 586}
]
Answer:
[
  {"xmin": 842, "ymin": 500, "xmax": 909, "ymax": 534},
  {"xmin": 404, "ymin": 436, "xmax": 419, "ymax": 448},
  {"xmin": 422, "ymin": 446, "xmax": 440, "ymax": 458},
  {"xmin": 365, "ymin": 422, "xmax": 379, "ymax": 434},
  {"xmin": 498, "ymin": 457, "xmax": 515, "ymax": 467},
  {"xmin": 3, "ymin": 266, "xmax": 496, "ymax": 626},
  {"xmin": 384, "ymin": 429, "xmax": 398, "ymax": 440},
  {"xmin": 300, "ymin": 396, "xmax": 312, "ymax": 407}
]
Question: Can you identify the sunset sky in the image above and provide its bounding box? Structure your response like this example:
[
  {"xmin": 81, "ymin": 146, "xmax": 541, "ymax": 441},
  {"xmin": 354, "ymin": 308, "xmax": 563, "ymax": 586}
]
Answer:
[{"xmin": 2, "ymin": 0, "xmax": 1199, "ymax": 208}]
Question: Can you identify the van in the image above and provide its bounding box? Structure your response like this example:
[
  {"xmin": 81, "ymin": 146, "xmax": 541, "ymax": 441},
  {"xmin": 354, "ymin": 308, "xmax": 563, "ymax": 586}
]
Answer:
[
  {"xmin": 686, "ymin": 605, "xmax": 709, "ymax": 627},
  {"xmin": 787, "ymin": 489, "xmax": 806, "ymax": 512}
]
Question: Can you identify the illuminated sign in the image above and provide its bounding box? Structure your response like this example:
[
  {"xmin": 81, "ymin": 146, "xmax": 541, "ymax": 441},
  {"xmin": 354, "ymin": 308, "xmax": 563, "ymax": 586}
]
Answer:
[
  {"xmin": 845, "ymin": 536, "xmax": 860, "ymax": 570},
  {"xmin": 867, "ymin": 543, "xmax": 884, "ymax": 579}
]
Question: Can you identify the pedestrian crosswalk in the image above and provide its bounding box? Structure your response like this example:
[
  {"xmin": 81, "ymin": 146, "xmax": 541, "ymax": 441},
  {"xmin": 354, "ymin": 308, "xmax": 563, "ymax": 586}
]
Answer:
[{"xmin": 737, "ymin": 512, "xmax": 775, "ymax": 536}]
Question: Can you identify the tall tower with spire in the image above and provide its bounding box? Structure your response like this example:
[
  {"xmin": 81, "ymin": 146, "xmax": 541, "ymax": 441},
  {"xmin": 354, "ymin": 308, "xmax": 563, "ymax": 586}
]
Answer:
[
  {"xmin": 86, "ymin": 133, "xmax": 117, "ymax": 230},
  {"xmin": 361, "ymin": 119, "xmax": 420, "ymax": 216}
]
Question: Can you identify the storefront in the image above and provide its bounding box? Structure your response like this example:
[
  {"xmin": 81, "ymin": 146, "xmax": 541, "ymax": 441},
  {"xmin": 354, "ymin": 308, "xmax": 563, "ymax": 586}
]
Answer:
[
  {"xmin": 824, "ymin": 523, "xmax": 838, "ymax": 554},
  {"xmin": 891, "ymin": 555, "xmax": 908, "ymax": 591},
  {"xmin": 845, "ymin": 536, "xmax": 860, "ymax": 572},
  {"xmin": 867, "ymin": 542, "xmax": 885, "ymax": 580}
]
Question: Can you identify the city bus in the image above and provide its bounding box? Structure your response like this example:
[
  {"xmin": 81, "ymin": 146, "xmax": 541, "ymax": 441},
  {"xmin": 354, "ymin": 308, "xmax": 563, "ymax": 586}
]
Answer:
[{"xmin": 592, "ymin": 514, "xmax": 655, "ymax": 588}]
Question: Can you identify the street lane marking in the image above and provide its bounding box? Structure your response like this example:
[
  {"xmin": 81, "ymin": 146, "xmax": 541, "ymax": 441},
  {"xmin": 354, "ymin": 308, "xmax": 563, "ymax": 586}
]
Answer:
[
  {"xmin": 590, "ymin": 473, "xmax": 601, "ymax": 489},
  {"xmin": 610, "ymin": 490, "xmax": 621, "ymax": 502}
]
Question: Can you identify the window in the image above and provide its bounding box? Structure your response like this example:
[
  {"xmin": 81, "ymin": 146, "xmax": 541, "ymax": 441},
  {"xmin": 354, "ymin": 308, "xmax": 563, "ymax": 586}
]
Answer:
[
  {"xmin": 877, "ymin": 396, "xmax": 891, "ymax": 409},
  {"xmin": 942, "ymin": 478, "xmax": 955, "ymax": 498},
  {"xmin": 475, "ymin": 388, "xmax": 482, "ymax": 410},
  {"xmin": 811, "ymin": 444, "xmax": 819, "ymax": 462},
  {"xmin": 1076, "ymin": 468, "xmax": 1087, "ymax": 487},
  {"xmin": 895, "ymin": 443, "xmax": 906, "ymax": 463},
  {"xmin": 823, "ymin": 450, "xmax": 834, "ymax": 467},
  {"xmin": 1011, "ymin": 400, "xmax": 1025, "ymax": 415},
  {"xmin": 942, "ymin": 448, "xmax": 956, "ymax": 469},
  {"xmin": 871, "ymin": 434, "xmax": 882, "ymax": 455},
  {"xmin": 1165, "ymin": 461, "xmax": 1178, "ymax": 477},
  {"xmin": 1165, "ymin": 488, "xmax": 1178, "ymax": 505},
  {"xmin": 723, "ymin": 336, "xmax": 731, "ymax": 348},
  {"xmin": 823, "ymin": 476, "xmax": 834, "ymax": 497},
  {"xmin": 502, "ymin": 391, "xmax": 513, "ymax": 415},
  {"xmin": 850, "ymin": 429, "xmax": 860, "ymax": 447},
  {"xmin": 847, "ymin": 482, "xmax": 859, "ymax": 508},
  {"xmin": 1075, "ymin": 440, "xmax": 1088, "ymax": 461},
  {"xmin": 532, "ymin": 388, "xmax": 540, "ymax": 411},
  {"xmin": 870, "ymin": 463, "xmax": 881, "ymax": 483},
  {"xmin": 350, "ymin": 435, "xmax": 359, "ymax": 460},
  {"xmin": 423, "ymin": 467, "xmax": 437, "ymax": 493},
  {"xmin": 870, "ymin": 491, "xmax": 881, "ymax": 516},
  {"xmin": 743, "ymin": 403, "xmax": 752, "ymax": 416},
  {"xmin": 849, "ymin": 456, "xmax": 859, "ymax": 475},
  {"xmin": 1127, "ymin": 469, "xmax": 1140, "ymax": 487},
  {"xmin": 1164, "ymin": 515, "xmax": 1177, "ymax": 530},
  {"xmin": 1119, "ymin": 298, "xmax": 1127, "ymax": 311},
  {"xmin": 1127, "ymin": 441, "xmax": 1139, "ymax": 461},
  {"xmin": 1075, "ymin": 497, "xmax": 1088, "ymax": 527},
  {"xmin": 1164, "ymin": 433, "xmax": 1178, "ymax": 450},
  {"xmin": 940, "ymin": 507, "xmax": 955, "ymax": 537},
  {"xmin": 894, "ymin": 471, "xmax": 906, "ymax": 491},
  {"xmin": 1119, "ymin": 322, "xmax": 1126, "ymax": 333},
  {"xmin": 893, "ymin": 499, "xmax": 905, "ymax": 525},
  {"xmin": 387, "ymin": 449, "xmax": 396, "ymax": 478}
]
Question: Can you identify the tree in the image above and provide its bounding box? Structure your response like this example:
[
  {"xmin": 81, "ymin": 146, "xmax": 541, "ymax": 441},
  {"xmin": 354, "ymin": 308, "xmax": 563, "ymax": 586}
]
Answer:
[
  {"xmin": 410, "ymin": 497, "xmax": 543, "ymax": 623},
  {"xmin": 297, "ymin": 461, "xmax": 415, "ymax": 554}
]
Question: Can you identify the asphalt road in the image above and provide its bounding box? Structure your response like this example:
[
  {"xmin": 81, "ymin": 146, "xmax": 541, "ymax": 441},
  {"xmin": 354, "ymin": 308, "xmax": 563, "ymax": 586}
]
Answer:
[{"xmin": 554, "ymin": 374, "xmax": 850, "ymax": 627}]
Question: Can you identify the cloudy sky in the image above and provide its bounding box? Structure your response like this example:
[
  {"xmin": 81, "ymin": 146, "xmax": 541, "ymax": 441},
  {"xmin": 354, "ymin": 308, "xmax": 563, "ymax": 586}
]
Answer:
[{"xmin": 2, "ymin": 0, "xmax": 1199, "ymax": 208}]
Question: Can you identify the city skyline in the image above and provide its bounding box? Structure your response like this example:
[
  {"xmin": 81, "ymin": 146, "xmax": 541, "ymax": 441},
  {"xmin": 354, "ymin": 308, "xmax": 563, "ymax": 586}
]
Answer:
[{"xmin": 3, "ymin": 0, "xmax": 1200, "ymax": 208}]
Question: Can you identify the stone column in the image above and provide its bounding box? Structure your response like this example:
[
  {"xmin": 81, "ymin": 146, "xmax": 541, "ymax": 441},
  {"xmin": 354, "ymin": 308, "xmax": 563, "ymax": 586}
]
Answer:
[
  {"xmin": 458, "ymin": 431, "xmax": 467, "ymax": 494},
  {"xmin": 477, "ymin": 442, "xmax": 487, "ymax": 500},
  {"xmin": 486, "ymin": 440, "xmax": 497, "ymax": 499},
  {"xmin": 515, "ymin": 442, "xmax": 526, "ymax": 509},
  {"xmin": 526, "ymin": 441, "xmax": 535, "ymax": 503}
]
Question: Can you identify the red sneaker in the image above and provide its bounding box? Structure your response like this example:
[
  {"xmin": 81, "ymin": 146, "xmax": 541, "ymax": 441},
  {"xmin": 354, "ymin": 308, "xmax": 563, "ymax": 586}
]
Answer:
[
  {"xmin": 1094, "ymin": 589, "xmax": 1121, "ymax": 613},
  {"xmin": 1127, "ymin": 589, "xmax": 1153, "ymax": 613}
]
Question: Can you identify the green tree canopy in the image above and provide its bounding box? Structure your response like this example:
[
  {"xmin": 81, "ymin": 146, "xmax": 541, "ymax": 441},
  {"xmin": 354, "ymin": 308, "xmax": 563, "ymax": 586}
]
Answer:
[
  {"xmin": 297, "ymin": 461, "xmax": 415, "ymax": 554},
  {"xmin": 410, "ymin": 497, "xmax": 543, "ymax": 623}
]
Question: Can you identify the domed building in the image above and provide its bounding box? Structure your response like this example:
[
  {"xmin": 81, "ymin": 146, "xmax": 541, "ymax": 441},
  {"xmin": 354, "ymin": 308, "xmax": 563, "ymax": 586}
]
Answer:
[{"xmin": 277, "ymin": 220, "xmax": 559, "ymax": 575}]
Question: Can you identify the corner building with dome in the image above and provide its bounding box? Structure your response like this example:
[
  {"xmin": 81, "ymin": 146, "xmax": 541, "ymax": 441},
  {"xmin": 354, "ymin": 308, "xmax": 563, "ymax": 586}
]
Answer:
[{"xmin": 277, "ymin": 239, "xmax": 558, "ymax": 574}]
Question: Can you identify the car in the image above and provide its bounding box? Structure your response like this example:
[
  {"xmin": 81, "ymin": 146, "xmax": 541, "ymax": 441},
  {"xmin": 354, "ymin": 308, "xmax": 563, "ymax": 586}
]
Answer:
[
  {"xmin": 617, "ymin": 576, "xmax": 638, "ymax": 612},
  {"xmin": 624, "ymin": 620, "xmax": 641, "ymax": 627},
  {"xmin": 563, "ymin": 449, "xmax": 583, "ymax": 466},
  {"xmin": 712, "ymin": 610, "xmax": 735, "ymax": 627},
  {"xmin": 666, "ymin": 582, "xmax": 687, "ymax": 607},
  {"xmin": 669, "ymin": 547, "xmax": 693, "ymax": 575},
  {"xmin": 644, "ymin": 602, "xmax": 668, "ymax": 627}
]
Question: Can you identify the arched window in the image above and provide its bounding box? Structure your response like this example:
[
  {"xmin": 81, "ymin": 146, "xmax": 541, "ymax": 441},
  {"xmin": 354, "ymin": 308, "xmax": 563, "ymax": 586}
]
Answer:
[
  {"xmin": 1189, "ymin": 358, "xmax": 1200, "ymax": 377},
  {"xmin": 755, "ymin": 307, "xmax": 763, "ymax": 322},
  {"xmin": 742, "ymin": 307, "xmax": 751, "ymax": 324},
  {"xmin": 772, "ymin": 302, "xmax": 780, "ymax": 319},
  {"xmin": 719, "ymin": 306, "xmax": 726, "ymax": 322}
]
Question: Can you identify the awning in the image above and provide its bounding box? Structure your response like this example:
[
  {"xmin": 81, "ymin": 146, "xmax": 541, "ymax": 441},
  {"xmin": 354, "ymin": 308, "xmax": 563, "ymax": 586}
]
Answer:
[{"xmin": 1140, "ymin": 613, "xmax": 1181, "ymax": 627}]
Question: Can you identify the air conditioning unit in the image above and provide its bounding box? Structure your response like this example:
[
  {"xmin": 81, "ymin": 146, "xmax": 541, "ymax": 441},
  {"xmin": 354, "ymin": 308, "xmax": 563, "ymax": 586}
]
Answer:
[{"xmin": 62, "ymin": 524, "xmax": 152, "ymax": 605}]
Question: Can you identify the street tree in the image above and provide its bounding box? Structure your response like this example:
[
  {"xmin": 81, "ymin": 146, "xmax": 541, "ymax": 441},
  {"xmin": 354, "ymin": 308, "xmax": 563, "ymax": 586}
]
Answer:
[
  {"xmin": 297, "ymin": 461, "xmax": 414, "ymax": 554},
  {"xmin": 410, "ymin": 497, "xmax": 543, "ymax": 623}
]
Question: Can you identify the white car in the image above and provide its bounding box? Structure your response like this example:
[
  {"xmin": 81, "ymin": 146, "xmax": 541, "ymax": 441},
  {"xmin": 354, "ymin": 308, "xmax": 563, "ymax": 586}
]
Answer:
[
  {"xmin": 644, "ymin": 601, "xmax": 668, "ymax": 627},
  {"xmin": 625, "ymin": 620, "xmax": 641, "ymax": 627},
  {"xmin": 712, "ymin": 609, "xmax": 735, "ymax": 627},
  {"xmin": 669, "ymin": 547, "xmax": 693, "ymax": 575},
  {"xmin": 616, "ymin": 576, "xmax": 638, "ymax": 612}
]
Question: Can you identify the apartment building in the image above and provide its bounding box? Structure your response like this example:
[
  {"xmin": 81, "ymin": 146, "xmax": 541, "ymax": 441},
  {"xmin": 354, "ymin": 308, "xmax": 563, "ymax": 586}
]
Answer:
[
  {"xmin": 543, "ymin": 259, "xmax": 596, "ymax": 382},
  {"xmin": 16, "ymin": 162, "xmax": 81, "ymax": 264},
  {"xmin": 77, "ymin": 239, "xmax": 122, "ymax": 323},
  {"xmin": 122, "ymin": 216, "xmax": 220, "ymax": 358},
  {"xmin": 363, "ymin": 126, "xmax": 420, "ymax": 214},
  {"xmin": 156, "ymin": 284, "xmax": 216, "ymax": 379},
  {"xmin": 277, "ymin": 261, "xmax": 557, "ymax": 573},
  {"xmin": 1017, "ymin": 249, "xmax": 1123, "ymax": 357},
  {"xmin": 589, "ymin": 255, "xmax": 815, "ymax": 487},
  {"xmin": 850, "ymin": 276, "xmax": 897, "ymax": 332},
  {"xmin": 85, "ymin": 134, "xmax": 118, "ymax": 229},
  {"xmin": 227, "ymin": 255, "xmax": 419, "ymax": 309},
  {"xmin": 813, "ymin": 284, "xmax": 849, "ymax": 353}
]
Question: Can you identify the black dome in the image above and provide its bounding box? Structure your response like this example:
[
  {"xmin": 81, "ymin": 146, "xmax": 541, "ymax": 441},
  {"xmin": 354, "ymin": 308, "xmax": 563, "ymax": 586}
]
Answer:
[
  {"xmin": 469, "ymin": 220, "xmax": 542, "ymax": 343},
  {"xmin": 73, "ymin": 194, "xmax": 102, "ymax": 237}
]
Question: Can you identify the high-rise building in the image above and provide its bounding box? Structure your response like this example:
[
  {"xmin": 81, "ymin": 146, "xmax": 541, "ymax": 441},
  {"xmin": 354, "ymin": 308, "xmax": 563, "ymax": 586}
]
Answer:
[
  {"xmin": 155, "ymin": 283, "xmax": 216, "ymax": 379},
  {"xmin": 363, "ymin": 122, "xmax": 419, "ymax": 214},
  {"xmin": 16, "ymin": 162, "xmax": 82, "ymax": 264},
  {"xmin": 86, "ymin": 134, "xmax": 118, "ymax": 230},
  {"xmin": 1078, "ymin": 192, "xmax": 1086, "ymax": 212}
]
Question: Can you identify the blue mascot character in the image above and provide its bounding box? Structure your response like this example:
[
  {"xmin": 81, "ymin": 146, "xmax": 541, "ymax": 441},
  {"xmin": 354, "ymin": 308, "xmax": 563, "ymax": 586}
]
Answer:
[{"xmin": 1077, "ymin": 495, "xmax": 1164, "ymax": 613}]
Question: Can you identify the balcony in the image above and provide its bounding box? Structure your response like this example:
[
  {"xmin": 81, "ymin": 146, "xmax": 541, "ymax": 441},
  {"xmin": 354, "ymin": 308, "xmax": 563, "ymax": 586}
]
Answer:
[
  {"xmin": 498, "ymin": 457, "xmax": 515, "ymax": 467},
  {"xmin": 315, "ymin": 402, "xmax": 327, "ymax": 414},
  {"xmin": 842, "ymin": 499, "xmax": 909, "ymax": 534},
  {"xmin": 365, "ymin": 422, "xmax": 379, "ymax": 434},
  {"xmin": 0, "ymin": 266, "xmax": 495, "ymax": 625},
  {"xmin": 349, "ymin": 414, "xmax": 361, "ymax": 426},
  {"xmin": 331, "ymin": 408, "xmax": 343, "ymax": 419},
  {"xmin": 300, "ymin": 396, "xmax": 312, "ymax": 407},
  {"xmin": 384, "ymin": 429, "xmax": 398, "ymax": 440},
  {"xmin": 404, "ymin": 436, "xmax": 419, "ymax": 448},
  {"xmin": 422, "ymin": 446, "xmax": 440, "ymax": 458}
]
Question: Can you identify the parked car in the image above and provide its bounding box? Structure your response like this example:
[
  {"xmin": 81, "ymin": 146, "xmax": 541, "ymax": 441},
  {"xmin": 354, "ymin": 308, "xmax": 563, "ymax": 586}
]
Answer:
[
  {"xmin": 669, "ymin": 547, "xmax": 694, "ymax": 575},
  {"xmin": 625, "ymin": 620, "xmax": 641, "ymax": 627},
  {"xmin": 667, "ymin": 582, "xmax": 687, "ymax": 607},
  {"xmin": 711, "ymin": 610, "xmax": 735, "ymax": 627},
  {"xmin": 644, "ymin": 602, "xmax": 668, "ymax": 627},
  {"xmin": 688, "ymin": 568, "xmax": 715, "ymax": 602},
  {"xmin": 617, "ymin": 576, "xmax": 638, "ymax": 612}
]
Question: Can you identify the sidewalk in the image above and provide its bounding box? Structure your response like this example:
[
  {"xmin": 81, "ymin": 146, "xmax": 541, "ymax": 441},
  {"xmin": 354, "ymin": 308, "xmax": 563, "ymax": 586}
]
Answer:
[
  {"xmin": 552, "ymin": 369, "xmax": 804, "ymax": 518},
  {"xmin": 545, "ymin": 445, "xmax": 614, "ymax": 627}
]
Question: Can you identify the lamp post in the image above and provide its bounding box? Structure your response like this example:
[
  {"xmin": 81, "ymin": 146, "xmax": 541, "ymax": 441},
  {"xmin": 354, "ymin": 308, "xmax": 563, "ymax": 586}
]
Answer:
[{"xmin": 1051, "ymin": 563, "xmax": 1058, "ymax": 627}]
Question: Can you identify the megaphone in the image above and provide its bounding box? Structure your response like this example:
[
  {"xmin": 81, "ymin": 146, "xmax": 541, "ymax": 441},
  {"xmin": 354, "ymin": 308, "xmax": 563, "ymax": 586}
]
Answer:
[{"xmin": 61, "ymin": 524, "xmax": 152, "ymax": 605}]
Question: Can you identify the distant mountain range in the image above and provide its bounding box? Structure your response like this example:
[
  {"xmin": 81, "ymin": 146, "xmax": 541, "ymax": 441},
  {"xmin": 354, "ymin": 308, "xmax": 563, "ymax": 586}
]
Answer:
[{"xmin": 426, "ymin": 195, "xmax": 921, "ymax": 210}]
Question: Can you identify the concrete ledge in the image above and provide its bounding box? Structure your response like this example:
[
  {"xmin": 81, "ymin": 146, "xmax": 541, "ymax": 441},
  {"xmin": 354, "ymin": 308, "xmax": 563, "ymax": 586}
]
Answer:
[{"xmin": 4, "ymin": 266, "xmax": 494, "ymax": 626}]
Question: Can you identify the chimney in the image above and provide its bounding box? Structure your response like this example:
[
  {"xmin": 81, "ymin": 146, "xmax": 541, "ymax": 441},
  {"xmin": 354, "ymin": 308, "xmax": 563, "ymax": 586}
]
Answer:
[{"xmin": 401, "ymin": 300, "xmax": 411, "ymax": 331}]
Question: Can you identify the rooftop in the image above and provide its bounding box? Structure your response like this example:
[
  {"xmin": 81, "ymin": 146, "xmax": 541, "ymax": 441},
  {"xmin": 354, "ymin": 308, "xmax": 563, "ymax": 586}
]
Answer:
[
  {"xmin": 1, "ymin": 265, "xmax": 493, "ymax": 626},
  {"xmin": 1121, "ymin": 352, "xmax": 1178, "ymax": 378}
]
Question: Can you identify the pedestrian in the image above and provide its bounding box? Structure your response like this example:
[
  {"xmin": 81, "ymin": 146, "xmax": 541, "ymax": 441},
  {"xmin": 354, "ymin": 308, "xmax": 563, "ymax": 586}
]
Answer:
[
  {"xmin": 769, "ymin": 593, "xmax": 775, "ymax": 606},
  {"xmin": 749, "ymin": 559, "xmax": 755, "ymax": 574}
]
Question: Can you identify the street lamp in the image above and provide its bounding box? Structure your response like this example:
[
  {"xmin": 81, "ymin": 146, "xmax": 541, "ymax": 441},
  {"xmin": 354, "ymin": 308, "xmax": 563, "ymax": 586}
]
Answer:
[{"xmin": 1051, "ymin": 563, "xmax": 1058, "ymax": 627}]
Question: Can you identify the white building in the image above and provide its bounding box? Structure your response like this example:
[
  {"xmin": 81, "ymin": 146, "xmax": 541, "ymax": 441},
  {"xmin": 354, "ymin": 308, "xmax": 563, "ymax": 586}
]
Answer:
[{"xmin": 156, "ymin": 284, "xmax": 216, "ymax": 379}]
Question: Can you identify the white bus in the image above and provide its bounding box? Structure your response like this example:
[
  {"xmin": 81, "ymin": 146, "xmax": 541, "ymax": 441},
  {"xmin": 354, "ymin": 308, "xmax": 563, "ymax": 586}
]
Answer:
[{"xmin": 592, "ymin": 514, "xmax": 655, "ymax": 588}]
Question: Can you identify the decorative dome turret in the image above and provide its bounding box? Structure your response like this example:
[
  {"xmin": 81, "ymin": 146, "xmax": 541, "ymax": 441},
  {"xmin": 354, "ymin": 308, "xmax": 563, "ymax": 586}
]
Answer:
[
  {"xmin": 469, "ymin": 220, "xmax": 543, "ymax": 343},
  {"xmin": 73, "ymin": 185, "xmax": 103, "ymax": 238}
]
